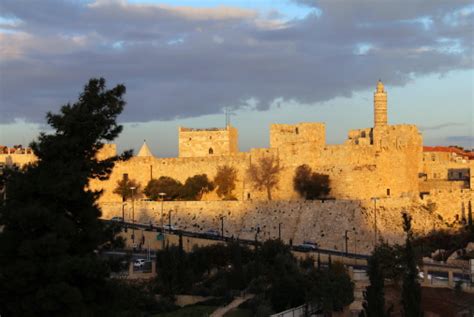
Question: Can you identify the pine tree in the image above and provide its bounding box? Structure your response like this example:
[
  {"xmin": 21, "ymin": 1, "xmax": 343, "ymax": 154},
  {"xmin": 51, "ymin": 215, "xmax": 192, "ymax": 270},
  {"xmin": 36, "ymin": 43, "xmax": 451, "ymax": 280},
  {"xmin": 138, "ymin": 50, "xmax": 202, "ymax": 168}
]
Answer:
[
  {"xmin": 401, "ymin": 212, "xmax": 422, "ymax": 317},
  {"xmin": 0, "ymin": 78, "xmax": 132, "ymax": 316}
]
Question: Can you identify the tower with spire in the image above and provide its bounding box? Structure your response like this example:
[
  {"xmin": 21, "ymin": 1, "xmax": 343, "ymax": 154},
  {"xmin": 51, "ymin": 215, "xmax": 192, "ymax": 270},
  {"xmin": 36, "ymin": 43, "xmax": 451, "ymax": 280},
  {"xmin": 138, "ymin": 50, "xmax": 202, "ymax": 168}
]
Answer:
[
  {"xmin": 137, "ymin": 140, "xmax": 154, "ymax": 157},
  {"xmin": 374, "ymin": 80, "xmax": 387, "ymax": 127}
]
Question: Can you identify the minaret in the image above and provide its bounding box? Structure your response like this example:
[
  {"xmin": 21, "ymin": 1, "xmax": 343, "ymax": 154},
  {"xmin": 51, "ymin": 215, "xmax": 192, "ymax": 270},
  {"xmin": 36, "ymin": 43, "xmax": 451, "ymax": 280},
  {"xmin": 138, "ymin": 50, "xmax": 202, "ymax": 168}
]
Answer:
[{"xmin": 374, "ymin": 80, "xmax": 387, "ymax": 127}]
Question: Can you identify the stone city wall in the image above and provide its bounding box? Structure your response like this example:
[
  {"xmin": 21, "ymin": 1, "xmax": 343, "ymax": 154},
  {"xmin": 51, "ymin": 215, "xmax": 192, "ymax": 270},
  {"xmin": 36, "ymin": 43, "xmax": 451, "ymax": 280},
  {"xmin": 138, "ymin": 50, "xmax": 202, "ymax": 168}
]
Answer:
[
  {"xmin": 420, "ymin": 189, "xmax": 474, "ymax": 224},
  {"xmin": 91, "ymin": 124, "xmax": 423, "ymax": 203},
  {"xmin": 101, "ymin": 197, "xmax": 446, "ymax": 254}
]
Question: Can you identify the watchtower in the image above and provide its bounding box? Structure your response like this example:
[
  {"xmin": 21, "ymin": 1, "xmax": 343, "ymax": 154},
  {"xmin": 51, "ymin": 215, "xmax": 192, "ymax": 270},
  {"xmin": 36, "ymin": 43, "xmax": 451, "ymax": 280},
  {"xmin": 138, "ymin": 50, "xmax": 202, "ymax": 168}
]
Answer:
[
  {"xmin": 374, "ymin": 80, "xmax": 388, "ymax": 127},
  {"xmin": 178, "ymin": 125, "xmax": 238, "ymax": 157}
]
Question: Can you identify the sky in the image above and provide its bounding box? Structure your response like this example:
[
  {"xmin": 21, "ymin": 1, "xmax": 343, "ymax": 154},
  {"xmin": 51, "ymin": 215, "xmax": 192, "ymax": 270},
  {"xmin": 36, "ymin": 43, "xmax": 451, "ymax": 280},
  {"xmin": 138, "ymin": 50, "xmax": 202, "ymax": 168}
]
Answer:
[{"xmin": 0, "ymin": 0, "xmax": 473, "ymax": 157}]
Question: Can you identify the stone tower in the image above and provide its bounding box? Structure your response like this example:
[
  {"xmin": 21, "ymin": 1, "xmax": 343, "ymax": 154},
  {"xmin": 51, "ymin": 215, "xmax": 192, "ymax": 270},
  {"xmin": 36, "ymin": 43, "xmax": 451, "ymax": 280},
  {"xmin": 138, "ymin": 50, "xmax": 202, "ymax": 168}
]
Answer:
[{"xmin": 374, "ymin": 80, "xmax": 388, "ymax": 127}]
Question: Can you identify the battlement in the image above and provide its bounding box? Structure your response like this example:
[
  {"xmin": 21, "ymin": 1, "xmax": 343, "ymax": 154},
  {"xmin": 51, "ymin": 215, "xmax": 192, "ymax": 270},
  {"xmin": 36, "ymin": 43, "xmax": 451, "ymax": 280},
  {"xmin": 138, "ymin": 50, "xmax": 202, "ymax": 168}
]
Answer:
[
  {"xmin": 178, "ymin": 125, "xmax": 239, "ymax": 157},
  {"xmin": 180, "ymin": 127, "xmax": 228, "ymax": 132},
  {"xmin": 270, "ymin": 122, "xmax": 326, "ymax": 149}
]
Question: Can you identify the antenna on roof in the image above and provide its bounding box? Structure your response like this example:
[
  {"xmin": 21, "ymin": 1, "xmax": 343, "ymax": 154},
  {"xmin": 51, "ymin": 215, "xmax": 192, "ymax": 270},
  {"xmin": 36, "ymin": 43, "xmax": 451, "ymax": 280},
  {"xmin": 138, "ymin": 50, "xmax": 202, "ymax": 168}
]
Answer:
[{"xmin": 225, "ymin": 107, "xmax": 231, "ymax": 127}]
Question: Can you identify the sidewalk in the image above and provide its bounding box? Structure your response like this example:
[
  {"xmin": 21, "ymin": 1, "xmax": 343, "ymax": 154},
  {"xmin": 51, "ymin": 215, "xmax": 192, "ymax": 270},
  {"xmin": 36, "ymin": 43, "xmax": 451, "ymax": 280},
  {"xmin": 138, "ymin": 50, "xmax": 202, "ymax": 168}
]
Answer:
[{"xmin": 210, "ymin": 294, "xmax": 254, "ymax": 317}]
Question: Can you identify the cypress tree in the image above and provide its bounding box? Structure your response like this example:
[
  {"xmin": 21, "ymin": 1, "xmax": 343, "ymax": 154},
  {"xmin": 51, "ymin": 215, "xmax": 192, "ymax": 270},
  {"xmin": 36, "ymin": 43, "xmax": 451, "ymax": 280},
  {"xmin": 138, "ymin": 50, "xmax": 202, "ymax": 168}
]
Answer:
[
  {"xmin": 362, "ymin": 252, "xmax": 387, "ymax": 316},
  {"xmin": 468, "ymin": 201, "xmax": 473, "ymax": 231},
  {"xmin": 401, "ymin": 212, "xmax": 422, "ymax": 317}
]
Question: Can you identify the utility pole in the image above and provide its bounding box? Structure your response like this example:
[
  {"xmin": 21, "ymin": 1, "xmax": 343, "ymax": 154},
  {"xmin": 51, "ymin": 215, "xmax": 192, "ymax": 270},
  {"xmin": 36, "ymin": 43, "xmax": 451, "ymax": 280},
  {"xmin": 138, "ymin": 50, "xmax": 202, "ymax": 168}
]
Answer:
[
  {"xmin": 220, "ymin": 216, "xmax": 225, "ymax": 239},
  {"xmin": 168, "ymin": 210, "xmax": 172, "ymax": 232},
  {"xmin": 372, "ymin": 197, "xmax": 379, "ymax": 247},
  {"xmin": 344, "ymin": 230, "xmax": 349, "ymax": 256},
  {"xmin": 159, "ymin": 193, "xmax": 166, "ymax": 248},
  {"xmin": 130, "ymin": 186, "xmax": 136, "ymax": 243}
]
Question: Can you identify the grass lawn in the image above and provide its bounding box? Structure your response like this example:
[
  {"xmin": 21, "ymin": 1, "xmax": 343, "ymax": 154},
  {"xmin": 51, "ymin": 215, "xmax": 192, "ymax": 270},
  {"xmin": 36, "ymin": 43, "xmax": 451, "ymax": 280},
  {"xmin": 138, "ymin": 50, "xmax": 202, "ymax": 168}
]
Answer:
[
  {"xmin": 223, "ymin": 308, "xmax": 254, "ymax": 317},
  {"xmin": 153, "ymin": 305, "xmax": 218, "ymax": 317}
]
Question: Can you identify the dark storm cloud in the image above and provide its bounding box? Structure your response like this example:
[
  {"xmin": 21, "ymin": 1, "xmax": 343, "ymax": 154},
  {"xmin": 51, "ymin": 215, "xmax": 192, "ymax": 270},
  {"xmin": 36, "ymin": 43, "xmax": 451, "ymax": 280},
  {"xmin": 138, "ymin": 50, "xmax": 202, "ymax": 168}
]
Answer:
[{"xmin": 0, "ymin": 0, "xmax": 472, "ymax": 123}]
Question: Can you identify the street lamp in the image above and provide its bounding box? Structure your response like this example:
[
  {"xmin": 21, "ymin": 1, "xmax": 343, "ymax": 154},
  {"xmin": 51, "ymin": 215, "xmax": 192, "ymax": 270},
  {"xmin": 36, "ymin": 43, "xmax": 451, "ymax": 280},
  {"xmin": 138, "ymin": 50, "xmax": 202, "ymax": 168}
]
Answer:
[
  {"xmin": 344, "ymin": 230, "xmax": 349, "ymax": 256},
  {"xmin": 158, "ymin": 193, "xmax": 166, "ymax": 233},
  {"xmin": 130, "ymin": 186, "xmax": 136, "ymax": 243},
  {"xmin": 371, "ymin": 197, "xmax": 379, "ymax": 247},
  {"xmin": 220, "ymin": 216, "xmax": 226, "ymax": 239},
  {"xmin": 168, "ymin": 209, "xmax": 173, "ymax": 232}
]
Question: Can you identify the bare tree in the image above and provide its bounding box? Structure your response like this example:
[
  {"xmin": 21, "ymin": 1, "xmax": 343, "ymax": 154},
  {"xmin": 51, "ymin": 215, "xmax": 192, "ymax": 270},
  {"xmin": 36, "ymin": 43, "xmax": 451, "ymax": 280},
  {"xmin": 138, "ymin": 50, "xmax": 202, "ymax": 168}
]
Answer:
[
  {"xmin": 247, "ymin": 156, "xmax": 283, "ymax": 200},
  {"xmin": 214, "ymin": 165, "xmax": 237, "ymax": 200}
]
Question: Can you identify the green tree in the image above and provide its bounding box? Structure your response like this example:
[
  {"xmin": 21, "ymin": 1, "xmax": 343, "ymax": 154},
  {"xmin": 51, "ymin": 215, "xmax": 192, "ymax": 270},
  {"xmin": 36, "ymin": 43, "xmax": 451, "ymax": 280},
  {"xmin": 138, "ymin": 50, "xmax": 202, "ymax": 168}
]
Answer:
[
  {"xmin": 144, "ymin": 176, "xmax": 183, "ymax": 200},
  {"xmin": 401, "ymin": 212, "xmax": 422, "ymax": 317},
  {"xmin": 181, "ymin": 174, "xmax": 214, "ymax": 200},
  {"xmin": 247, "ymin": 156, "xmax": 283, "ymax": 200},
  {"xmin": 468, "ymin": 200, "xmax": 473, "ymax": 231},
  {"xmin": 0, "ymin": 78, "xmax": 138, "ymax": 316},
  {"xmin": 362, "ymin": 252, "xmax": 388, "ymax": 317},
  {"xmin": 214, "ymin": 165, "xmax": 238, "ymax": 199},
  {"xmin": 293, "ymin": 164, "xmax": 330, "ymax": 200},
  {"xmin": 113, "ymin": 177, "xmax": 142, "ymax": 200}
]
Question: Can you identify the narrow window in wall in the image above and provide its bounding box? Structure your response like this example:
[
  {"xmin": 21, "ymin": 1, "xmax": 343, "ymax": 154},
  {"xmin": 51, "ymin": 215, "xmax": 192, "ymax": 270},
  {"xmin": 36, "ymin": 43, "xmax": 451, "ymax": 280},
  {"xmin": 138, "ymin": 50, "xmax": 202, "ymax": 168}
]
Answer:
[
  {"xmin": 295, "ymin": 127, "xmax": 299, "ymax": 135},
  {"xmin": 458, "ymin": 172, "xmax": 462, "ymax": 179},
  {"xmin": 387, "ymin": 188, "xmax": 390, "ymax": 196},
  {"xmin": 247, "ymin": 193, "xmax": 251, "ymax": 200},
  {"xmin": 123, "ymin": 173, "xmax": 129, "ymax": 180},
  {"xmin": 209, "ymin": 148, "xmax": 214, "ymax": 155}
]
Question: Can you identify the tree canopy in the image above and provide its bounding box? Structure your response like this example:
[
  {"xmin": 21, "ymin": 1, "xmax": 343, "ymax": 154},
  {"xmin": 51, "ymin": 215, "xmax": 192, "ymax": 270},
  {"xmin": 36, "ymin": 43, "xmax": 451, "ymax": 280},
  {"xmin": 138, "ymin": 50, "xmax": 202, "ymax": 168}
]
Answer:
[
  {"xmin": 113, "ymin": 177, "xmax": 143, "ymax": 200},
  {"xmin": 145, "ymin": 176, "xmax": 183, "ymax": 200},
  {"xmin": 181, "ymin": 174, "xmax": 214, "ymax": 200},
  {"xmin": 144, "ymin": 174, "xmax": 213, "ymax": 201},
  {"xmin": 214, "ymin": 165, "xmax": 237, "ymax": 200},
  {"xmin": 247, "ymin": 156, "xmax": 283, "ymax": 200},
  {"xmin": 293, "ymin": 164, "xmax": 330, "ymax": 200},
  {"xmin": 0, "ymin": 78, "xmax": 137, "ymax": 316}
]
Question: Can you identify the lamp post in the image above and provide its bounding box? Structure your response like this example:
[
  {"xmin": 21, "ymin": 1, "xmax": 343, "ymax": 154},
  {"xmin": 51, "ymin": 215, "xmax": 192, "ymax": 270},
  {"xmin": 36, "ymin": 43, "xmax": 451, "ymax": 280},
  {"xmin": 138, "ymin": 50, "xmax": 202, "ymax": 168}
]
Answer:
[
  {"xmin": 168, "ymin": 209, "xmax": 172, "ymax": 232},
  {"xmin": 130, "ymin": 186, "xmax": 136, "ymax": 243},
  {"xmin": 159, "ymin": 192, "xmax": 166, "ymax": 247},
  {"xmin": 344, "ymin": 230, "xmax": 349, "ymax": 256},
  {"xmin": 371, "ymin": 197, "xmax": 379, "ymax": 247},
  {"xmin": 220, "ymin": 216, "xmax": 225, "ymax": 239}
]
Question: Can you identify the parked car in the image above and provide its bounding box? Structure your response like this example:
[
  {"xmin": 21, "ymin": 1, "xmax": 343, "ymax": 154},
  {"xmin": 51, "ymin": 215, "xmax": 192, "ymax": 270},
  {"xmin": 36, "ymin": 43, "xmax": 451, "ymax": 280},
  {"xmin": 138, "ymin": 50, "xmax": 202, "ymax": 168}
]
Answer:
[
  {"xmin": 295, "ymin": 241, "xmax": 319, "ymax": 252},
  {"xmin": 111, "ymin": 216, "xmax": 124, "ymax": 222},
  {"xmin": 133, "ymin": 259, "xmax": 146, "ymax": 268},
  {"xmin": 203, "ymin": 229, "xmax": 220, "ymax": 237},
  {"xmin": 163, "ymin": 224, "xmax": 178, "ymax": 231}
]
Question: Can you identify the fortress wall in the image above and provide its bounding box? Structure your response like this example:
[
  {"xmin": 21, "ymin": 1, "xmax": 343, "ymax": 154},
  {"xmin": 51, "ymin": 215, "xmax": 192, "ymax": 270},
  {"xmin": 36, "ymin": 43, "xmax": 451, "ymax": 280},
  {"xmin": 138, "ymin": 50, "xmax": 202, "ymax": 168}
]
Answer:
[
  {"xmin": 420, "ymin": 189, "xmax": 474, "ymax": 224},
  {"xmin": 419, "ymin": 180, "xmax": 467, "ymax": 192},
  {"xmin": 91, "ymin": 153, "xmax": 252, "ymax": 203},
  {"xmin": 92, "ymin": 124, "xmax": 423, "ymax": 203},
  {"xmin": 270, "ymin": 123, "xmax": 325, "ymax": 149},
  {"xmin": 0, "ymin": 153, "xmax": 37, "ymax": 167},
  {"xmin": 100, "ymin": 198, "xmax": 445, "ymax": 254}
]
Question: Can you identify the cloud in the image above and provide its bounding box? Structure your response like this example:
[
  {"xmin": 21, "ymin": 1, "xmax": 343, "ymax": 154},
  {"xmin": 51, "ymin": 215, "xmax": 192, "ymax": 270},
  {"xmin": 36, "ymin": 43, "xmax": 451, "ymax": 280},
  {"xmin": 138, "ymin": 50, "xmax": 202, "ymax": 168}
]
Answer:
[
  {"xmin": 419, "ymin": 122, "xmax": 464, "ymax": 131},
  {"xmin": 445, "ymin": 135, "xmax": 474, "ymax": 147},
  {"xmin": 0, "ymin": 0, "xmax": 472, "ymax": 123}
]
